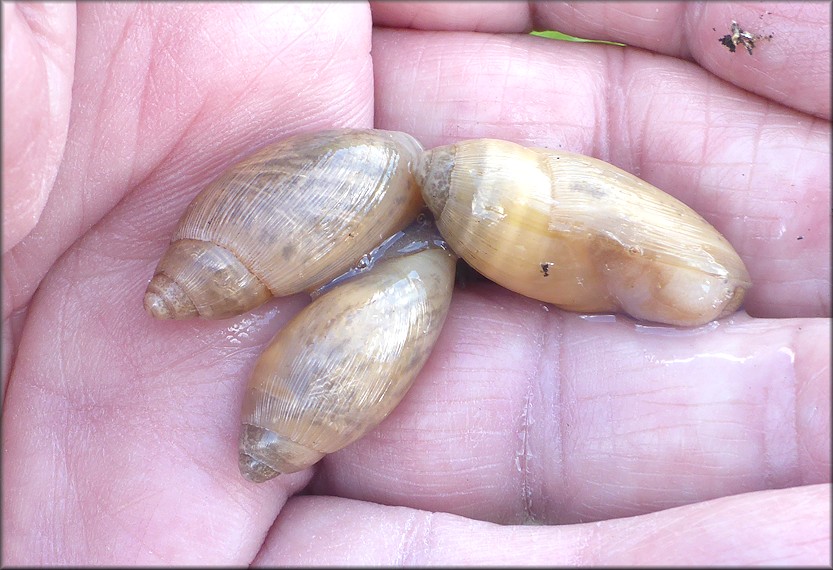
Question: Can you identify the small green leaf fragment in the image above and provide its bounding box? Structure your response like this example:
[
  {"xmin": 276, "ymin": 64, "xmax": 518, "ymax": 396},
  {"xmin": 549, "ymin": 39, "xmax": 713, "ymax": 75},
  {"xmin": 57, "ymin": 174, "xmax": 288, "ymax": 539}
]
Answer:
[{"xmin": 530, "ymin": 30, "xmax": 626, "ymax": 47}]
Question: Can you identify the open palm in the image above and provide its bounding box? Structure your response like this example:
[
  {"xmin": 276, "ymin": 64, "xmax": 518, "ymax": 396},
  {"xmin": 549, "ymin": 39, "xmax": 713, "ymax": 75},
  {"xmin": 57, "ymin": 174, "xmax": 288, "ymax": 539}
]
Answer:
[{"xmin": 3, "ymin": 2, "xmax": 829, "ymax": 565}]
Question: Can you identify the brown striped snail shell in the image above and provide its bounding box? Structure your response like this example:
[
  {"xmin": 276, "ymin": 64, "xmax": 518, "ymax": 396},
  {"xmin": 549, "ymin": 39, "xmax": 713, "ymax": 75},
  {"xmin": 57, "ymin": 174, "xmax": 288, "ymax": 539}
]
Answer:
[
  {"xmin": 416, "ymin": 139, "xmax": 751, "ymax": 326},
  {"xmin": 238, "ymin": 216, "xmax": 456, "ymax": 482},
  {"xmin": 144, "ymin": 129, "xmax": 424, "ymax": 319}
]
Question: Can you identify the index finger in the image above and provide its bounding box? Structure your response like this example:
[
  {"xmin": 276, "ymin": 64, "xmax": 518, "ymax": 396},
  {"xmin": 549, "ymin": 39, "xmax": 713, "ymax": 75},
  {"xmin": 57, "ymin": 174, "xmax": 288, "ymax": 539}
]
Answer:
[{"xmin": 370, "ymin": 1, "xmax": 831, "ymax": 119}]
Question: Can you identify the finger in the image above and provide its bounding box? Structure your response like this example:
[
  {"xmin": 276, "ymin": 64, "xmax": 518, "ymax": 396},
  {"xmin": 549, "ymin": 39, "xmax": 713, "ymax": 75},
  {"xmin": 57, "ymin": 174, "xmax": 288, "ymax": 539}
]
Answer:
[
  {"xmin": 310, "ymin": 288, "xmax": 830, "ymax": 524},
  {"xmin": 370, "ymin": 1, "xmax": 531, "ymax": 32},
  {"xmin": 373, "ymin": 29, "xmax": 831, "ymax": 319},
  {"xmin": 2, "ymin": 2, "xmax": 75, "ymax": 251},
  {"xmin": 255, "ymin": 485, "xmax": 830, "ymax": 565},
  {"xmin": 535, "ymin": 2, "xmax": 831, "ymax": 120},
  {"xmin": 371, "ymin": 2, "xmax": 831, "ymax": 120}
]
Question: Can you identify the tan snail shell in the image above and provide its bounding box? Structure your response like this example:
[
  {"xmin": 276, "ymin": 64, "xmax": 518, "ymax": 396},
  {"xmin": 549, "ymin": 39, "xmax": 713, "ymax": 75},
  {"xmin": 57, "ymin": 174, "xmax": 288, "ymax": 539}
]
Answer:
[
  {"xmin": 416, "ymin": 139, "xmax": 751, "ymax": 326},
  {"xmin": 144, "ymin": 129, "xmax": 424, "ymax": 319},
  {"xmin": 238, "ymin": 217, "xmax": 456, "ymax": 482}
]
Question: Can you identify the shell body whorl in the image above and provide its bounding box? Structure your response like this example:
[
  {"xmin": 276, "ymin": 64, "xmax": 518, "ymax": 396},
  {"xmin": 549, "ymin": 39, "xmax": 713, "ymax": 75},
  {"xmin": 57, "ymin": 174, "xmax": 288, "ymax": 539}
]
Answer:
[
  {"xmin": 145, "ymin": 129, "xmax": 425, "ymax": 319},
  {"xmin": 238, "ymin": 221, "xmax": 456, "ymax": 482},
  {"xmin": 416, "ymin": 139, "xmax": 751, "ymax": 326}
]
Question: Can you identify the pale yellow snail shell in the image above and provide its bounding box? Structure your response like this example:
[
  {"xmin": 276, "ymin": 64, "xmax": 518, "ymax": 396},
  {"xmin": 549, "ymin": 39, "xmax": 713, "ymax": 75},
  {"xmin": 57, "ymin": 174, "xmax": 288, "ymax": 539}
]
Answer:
[
  {"xmin": 239, "ymin": 217, "xmax": 456, "ymax": 482},
  {"xmin": 144, "ymin": 129, "xmax": 424, "ymax": 319},
  {"xmin": 416, "ymin": 139, "xmax": 751, "ymax": 327}
]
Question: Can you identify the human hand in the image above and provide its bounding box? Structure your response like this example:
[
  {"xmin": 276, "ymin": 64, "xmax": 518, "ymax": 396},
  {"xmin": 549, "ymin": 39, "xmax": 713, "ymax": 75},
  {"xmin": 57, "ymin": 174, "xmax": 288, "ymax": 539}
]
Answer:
[{"xmin": 3, "ymin": 1, "xmax": 829, "ymax": 565}]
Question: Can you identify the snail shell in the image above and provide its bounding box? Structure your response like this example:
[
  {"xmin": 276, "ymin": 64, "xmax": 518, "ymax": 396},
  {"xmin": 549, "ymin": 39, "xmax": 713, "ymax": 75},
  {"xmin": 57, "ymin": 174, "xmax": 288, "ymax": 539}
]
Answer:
[
  {"xmin": 144, "ymin": 129, "xmax": 424, "ymax": 319},
  {"xmin": 238, "ymin": 217, "xmax": 456, "ymax": 482},
  {"xmin": 416, "ymin": 139, "xmax": 751, "ymax": 326}
]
